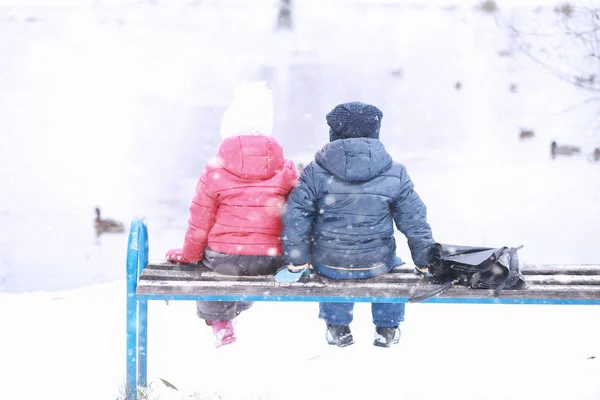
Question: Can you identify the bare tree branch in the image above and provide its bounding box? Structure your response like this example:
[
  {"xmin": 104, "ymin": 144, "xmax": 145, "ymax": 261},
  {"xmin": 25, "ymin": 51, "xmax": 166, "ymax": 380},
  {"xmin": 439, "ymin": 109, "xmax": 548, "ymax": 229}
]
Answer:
[{"xmin": 502, "ymin": 4, "xmax": 600, "ymax": 93}]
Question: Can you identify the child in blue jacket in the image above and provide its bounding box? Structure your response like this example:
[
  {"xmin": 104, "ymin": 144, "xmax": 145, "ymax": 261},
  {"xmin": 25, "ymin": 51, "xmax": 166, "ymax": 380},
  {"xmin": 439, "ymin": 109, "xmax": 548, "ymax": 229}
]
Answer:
[{"xmin": 277, "ymin": 101, "xmax": 435, "ymax": 347}]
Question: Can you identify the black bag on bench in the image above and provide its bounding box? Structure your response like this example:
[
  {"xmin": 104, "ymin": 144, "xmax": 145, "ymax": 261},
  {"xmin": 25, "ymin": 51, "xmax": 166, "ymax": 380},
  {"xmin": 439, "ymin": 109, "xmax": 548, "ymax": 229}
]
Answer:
[{"xmin": 409, "ymin": 243, "xmax": 527, "ymax": 303}]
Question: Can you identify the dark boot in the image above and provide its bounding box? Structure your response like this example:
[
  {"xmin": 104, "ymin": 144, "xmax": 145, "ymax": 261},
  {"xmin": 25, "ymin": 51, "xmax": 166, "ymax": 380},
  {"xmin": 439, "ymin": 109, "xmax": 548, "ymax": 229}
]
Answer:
[
  {"xmin": 373, "ymin": 326, "xmax": 401, "ymax": 348},
  {"xmin": 326, "ymin": 324, "xmax": 354, "ymax": 347}
]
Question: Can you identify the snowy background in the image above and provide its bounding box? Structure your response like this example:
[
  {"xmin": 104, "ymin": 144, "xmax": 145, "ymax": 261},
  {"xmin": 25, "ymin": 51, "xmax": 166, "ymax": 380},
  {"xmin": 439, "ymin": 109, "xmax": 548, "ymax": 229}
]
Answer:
[{"xmin": 0, "ymin": 0, "xmax": 599, "ymax": 399}]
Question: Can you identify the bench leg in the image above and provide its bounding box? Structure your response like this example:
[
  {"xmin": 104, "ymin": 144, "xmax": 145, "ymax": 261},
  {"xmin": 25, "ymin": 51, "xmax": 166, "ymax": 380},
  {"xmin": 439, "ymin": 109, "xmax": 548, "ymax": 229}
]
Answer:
[
  {"xmin": 126, "ymin": 216, "xmax": 149, "ymax": 399},
  {"xmin": 137, "ymin": 300, "xmax": 148, "ymax": 387},
  {"xmin": 137, "ymin": 217, "xmax": 149, "ymax": 389},
  {"xmin": 126, "ymin": 292, "xmax": 138, "ymax": 399}
]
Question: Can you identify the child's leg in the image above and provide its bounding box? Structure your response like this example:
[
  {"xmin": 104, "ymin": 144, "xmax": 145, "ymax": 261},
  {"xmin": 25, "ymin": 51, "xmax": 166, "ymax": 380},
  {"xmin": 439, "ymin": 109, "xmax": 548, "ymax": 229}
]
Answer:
[
  {"xmin": 319, "ymin": 302, "xmax": 355, "ymax": 347},
  {"xmin": 196, "ymin": 301, "xmax": 239, "ymax": 321},
  {"xmin": 371, "ymin": 303, "xmax": 405, "ymax": 327},
  {"xmin": 319, "ymin": 302, "xmax": 354, "ymax": 325},
  {"xmin": 372, "ymin": 303, "xmax": 404, "ymax": 347},
  {"xmin": 196, "ymin": 302, "xmax": 237, "ymax": 347},
  {"xmin": 203, "ymin": 247, "xmax": 281, "ymax": 276}
]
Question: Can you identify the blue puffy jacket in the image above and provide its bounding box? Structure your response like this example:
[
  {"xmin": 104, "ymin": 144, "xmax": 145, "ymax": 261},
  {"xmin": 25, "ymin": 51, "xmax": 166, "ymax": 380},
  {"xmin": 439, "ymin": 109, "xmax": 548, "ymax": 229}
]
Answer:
[{"xmin": 281, "ymin": 138, "xmax": 434, "ymax": 279}]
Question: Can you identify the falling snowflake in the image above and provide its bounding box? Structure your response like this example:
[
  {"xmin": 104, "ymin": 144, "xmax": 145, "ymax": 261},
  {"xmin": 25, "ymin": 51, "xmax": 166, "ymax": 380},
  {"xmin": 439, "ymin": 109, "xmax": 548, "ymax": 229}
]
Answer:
[
  {"xmin": 324, "ymin": 195, "xmax": 336, "ymax": 205},
  {"xmin": 247, "ymin": 211, "xmax": 261, "ymax": 220},
  {"xmin": 289, "ymin": 249, "xmax": 302, "ymax": 259},
  {"xmin": 207, "ymin": 157, "xmax": 223, "ymax": 168}
]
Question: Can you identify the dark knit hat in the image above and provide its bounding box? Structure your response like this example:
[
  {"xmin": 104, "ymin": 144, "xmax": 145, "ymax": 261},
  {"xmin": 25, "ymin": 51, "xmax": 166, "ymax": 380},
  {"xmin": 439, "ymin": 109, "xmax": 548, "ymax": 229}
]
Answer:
[{"xmin": 326, "ymin": 101, "xmax": 383, "ymax": 142}]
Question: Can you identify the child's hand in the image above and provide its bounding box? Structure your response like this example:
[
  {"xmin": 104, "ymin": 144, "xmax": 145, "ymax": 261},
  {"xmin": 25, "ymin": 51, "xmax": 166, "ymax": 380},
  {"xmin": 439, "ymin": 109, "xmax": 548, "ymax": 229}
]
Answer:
[
  {"xmin": 275, "ymin": 264, "xmax": 310, "ymax": 282},
  {"xmin": 166, "ymin": 248, "xmax": 191, "ymax": 264}
]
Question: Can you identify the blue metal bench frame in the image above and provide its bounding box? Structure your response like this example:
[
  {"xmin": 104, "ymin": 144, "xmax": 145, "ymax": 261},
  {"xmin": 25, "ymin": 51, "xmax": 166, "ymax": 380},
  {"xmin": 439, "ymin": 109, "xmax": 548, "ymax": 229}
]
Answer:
[{"xmin": 125, "ymin": 217, "xmax": 600, "ymax": 399}]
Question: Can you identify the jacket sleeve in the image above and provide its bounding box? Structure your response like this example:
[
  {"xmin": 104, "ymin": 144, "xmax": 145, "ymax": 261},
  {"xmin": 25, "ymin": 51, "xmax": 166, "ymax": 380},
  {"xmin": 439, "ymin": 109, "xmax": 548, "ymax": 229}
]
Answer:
[
  {"xmin": 181, "ymin": 171, "xmax": 219, "ymax": 262},
  {"xmin": 281, "ymin": 163, "xmax": 318, "ymax": 266},
  {"xmin": 283, "ymin": 159, "xmax": 300, "ymax": 197},
  {"xmin": 391, "ymin": 167, "xmax": 435, "ymax": 267}
]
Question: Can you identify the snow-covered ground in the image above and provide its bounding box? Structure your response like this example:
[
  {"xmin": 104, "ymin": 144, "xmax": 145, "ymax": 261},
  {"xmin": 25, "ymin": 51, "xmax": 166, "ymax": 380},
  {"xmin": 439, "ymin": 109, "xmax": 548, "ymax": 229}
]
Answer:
[
  {"xmin": 1, "ymin": 283, "xmax": 600, "ymax": 400},
  {"xmin": 1, "ymin": 0, "xmax": 599, "ymax": 399}
]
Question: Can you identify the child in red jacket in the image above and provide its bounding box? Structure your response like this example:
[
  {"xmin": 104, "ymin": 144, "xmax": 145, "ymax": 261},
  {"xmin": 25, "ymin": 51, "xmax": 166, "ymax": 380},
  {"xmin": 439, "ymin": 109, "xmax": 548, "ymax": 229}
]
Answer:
[{"xmin": 166, "ymin": 82, "xmax": 298, "ymax": 347}]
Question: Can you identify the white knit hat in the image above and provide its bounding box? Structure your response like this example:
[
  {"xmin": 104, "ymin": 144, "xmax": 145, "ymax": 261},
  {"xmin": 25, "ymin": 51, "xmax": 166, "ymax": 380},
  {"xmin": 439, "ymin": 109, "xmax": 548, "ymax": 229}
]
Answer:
[{"xmin": 219, "ymin": 81, "xmax": 274, "ymax": 139}]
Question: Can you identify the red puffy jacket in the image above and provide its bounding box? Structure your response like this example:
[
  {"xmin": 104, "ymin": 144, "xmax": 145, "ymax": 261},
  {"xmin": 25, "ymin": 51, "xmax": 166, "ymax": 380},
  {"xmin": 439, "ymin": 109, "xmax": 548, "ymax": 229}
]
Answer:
[{"xmin": 181, "ymin": 135, "xmax": 298, "ymax": 262}]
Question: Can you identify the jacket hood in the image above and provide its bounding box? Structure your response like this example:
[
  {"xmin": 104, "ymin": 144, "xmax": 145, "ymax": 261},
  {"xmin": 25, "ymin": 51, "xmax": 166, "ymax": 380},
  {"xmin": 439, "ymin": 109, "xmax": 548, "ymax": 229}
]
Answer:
[
  {"xmin": 217, "ymin": 135, "xmax": 284, "ymax": 180},
  {"xmin": 315, "ymin": 138, "xmax": 392, "ymax": 181}
]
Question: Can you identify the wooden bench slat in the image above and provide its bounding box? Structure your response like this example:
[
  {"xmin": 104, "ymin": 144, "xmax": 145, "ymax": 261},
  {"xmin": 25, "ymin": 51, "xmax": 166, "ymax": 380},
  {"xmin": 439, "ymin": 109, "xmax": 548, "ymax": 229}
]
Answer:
[
  {"xmin": 140, "ymin": 268, "xmax": 423, "ymax": 283},
  {"xmin": 136, "ymin": 279, "xmax": 600, "ymax": 300},
  {"xmin": 138, "ymin": 279, "xmax": 600, "ymax": 291},
  {"xmin": 145, "ymin": 260, "xmax": 600, "ymax": 276},
  {"xmin": 518, "ymin": 275, "xmax": 600, "ymax": 286},
  {"xmin": 518, "ymin": 264, "xmax": 600, "ymax": 276},
  {"xmin": 139, "ymin": 268, "xmax": 600, "ymax": 286}
]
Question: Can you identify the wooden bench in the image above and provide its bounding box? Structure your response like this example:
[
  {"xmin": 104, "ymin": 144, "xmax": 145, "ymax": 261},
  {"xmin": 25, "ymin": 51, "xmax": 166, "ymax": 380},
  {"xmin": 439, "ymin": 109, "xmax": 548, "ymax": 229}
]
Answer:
[{"xmin": 125, "ymin": 217, "xmax": 600, "ymax": 399}]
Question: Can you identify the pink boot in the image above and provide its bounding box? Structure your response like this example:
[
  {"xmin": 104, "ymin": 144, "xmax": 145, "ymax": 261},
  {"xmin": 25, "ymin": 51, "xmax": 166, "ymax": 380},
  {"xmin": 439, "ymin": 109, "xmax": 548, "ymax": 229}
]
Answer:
[{"xmin": 205, "ymin": 320, "xmax": 236, "ymax": 348}]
